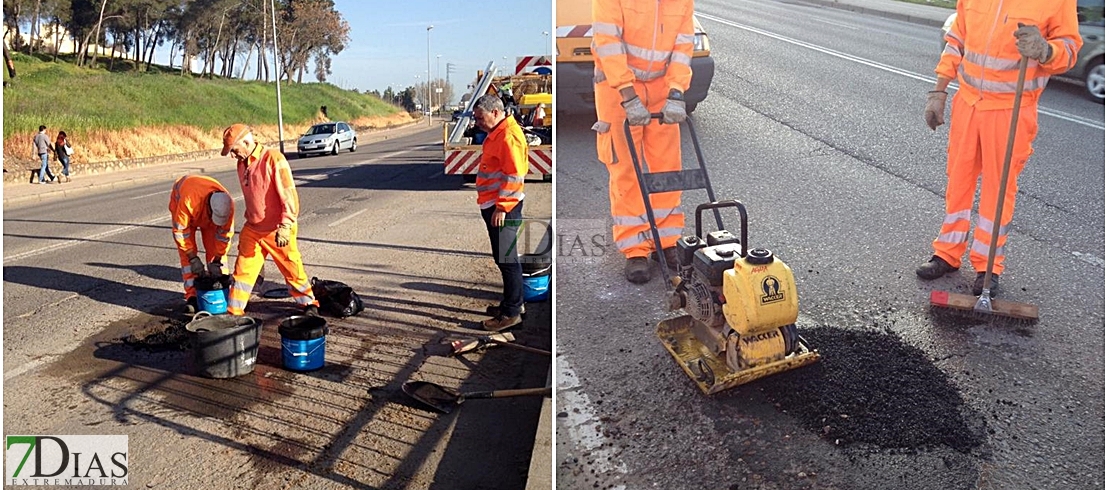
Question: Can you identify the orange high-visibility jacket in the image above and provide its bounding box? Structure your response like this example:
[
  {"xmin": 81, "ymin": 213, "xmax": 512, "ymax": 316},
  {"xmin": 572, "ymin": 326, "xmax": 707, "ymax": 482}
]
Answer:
[
  {"xmin": 477, "ymin": 116, "xmax": 528, "ymax": 213},
  {"xmin": 237, "ymin": 142, "xmax": 299, "ymax": 232},
  {"xmin": 939, "ymin": 0, "xmax": 1081, "ymax": 110},
  {"xmin": 169, "ymin": 175, "xmax": 234, "ymax": 257},
  {"xmin": 592, "ymin": 0, "xmax": 695, "ymax": 93}
]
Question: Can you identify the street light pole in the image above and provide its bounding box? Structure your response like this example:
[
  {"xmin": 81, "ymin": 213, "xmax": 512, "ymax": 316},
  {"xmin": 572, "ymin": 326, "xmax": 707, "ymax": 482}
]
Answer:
[
  {"xmin": 270, "ymin": 0, "xmax": 285, "ymax": 153},
  {"xmin": 543, "ymin": 31, "xmax": 550, "ymax": 59},
  {"xmin": 426, "ymin": 25, "xmax": 433, "ymax": 126},
  {"xmin": 436, "ymin": 54, "xmax": 441, "ymax": 114}
]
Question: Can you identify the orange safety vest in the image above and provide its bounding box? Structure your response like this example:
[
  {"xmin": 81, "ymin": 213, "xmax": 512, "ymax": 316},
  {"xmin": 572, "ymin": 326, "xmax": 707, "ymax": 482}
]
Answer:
[
  {"xmin": 592, "ymin": 0, "xmax": 695, "ymax": 93},
  {"xmin": 237, "ymin": 142, "xmax": 299, "ymax": 232},
  {"xmin": 476, "ymin": 116, "xmax": 528, "ymax": 212},
  {"xmin": 939, "ymin": 0, "xmax": 1081, "ymax": 111},
  {"xmin": 169, "ymin": 175, "xmax": 234, "ymax": 257}
]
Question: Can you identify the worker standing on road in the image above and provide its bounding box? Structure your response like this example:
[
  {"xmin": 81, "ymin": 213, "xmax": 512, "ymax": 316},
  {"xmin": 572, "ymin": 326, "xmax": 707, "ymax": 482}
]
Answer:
[
  {"xmin": 473, "ymin": 94, "xmax": 528, "ymax": 332},
  {"xmin": 917, "ymin": 1, "xmax": 1081, "ymax": 297},
  {"xmin": 169, "ymin": 175, "xmax": 234, "ymax": 313},
  {"xmin": 592, "ymin": 0, "xmax": 695, "ymax": 284},
  {"xmin": 220, "ymin": 124, "xmax": 320, "ymax": 316}
]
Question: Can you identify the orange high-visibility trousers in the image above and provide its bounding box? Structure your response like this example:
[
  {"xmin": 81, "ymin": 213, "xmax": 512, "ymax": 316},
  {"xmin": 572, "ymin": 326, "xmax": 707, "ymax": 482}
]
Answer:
[
  {"xmin": 226, "ymin": 224, "xmax": 317, "ymax": 315},
  {"xmin": 177, "ymin": 227, "xmax": 230, "ymax": 300},
  {"xmin": 931, "ymin": 95, "xmax": 1037, "ymax": 275},
  {"xmin": 595, "ymin": 78, "xmax": 685, "ymax": 259}
]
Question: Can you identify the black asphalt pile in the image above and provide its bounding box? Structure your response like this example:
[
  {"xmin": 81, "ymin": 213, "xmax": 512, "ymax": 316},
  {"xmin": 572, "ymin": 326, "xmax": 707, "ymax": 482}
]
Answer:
[
  {"xmin": 755, "ymin": 326, "xmax": 986, "ymax": 453},
  {"xmin": 121, "ymin": 318, "xmax": 191, "ymax": 351}
]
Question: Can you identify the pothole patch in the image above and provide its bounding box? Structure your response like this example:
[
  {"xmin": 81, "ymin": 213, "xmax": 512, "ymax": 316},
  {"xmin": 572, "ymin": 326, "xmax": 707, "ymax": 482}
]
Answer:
[{"xmin": 752, "ymin": 326, "xmax": 987, "ymax": 453}]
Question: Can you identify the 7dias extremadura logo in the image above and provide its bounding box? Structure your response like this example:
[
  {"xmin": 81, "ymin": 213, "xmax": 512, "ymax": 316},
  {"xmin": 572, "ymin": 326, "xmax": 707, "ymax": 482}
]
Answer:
[{"xmin": 6, "ymin": 435, "xmax": 128, "ymax": 486}]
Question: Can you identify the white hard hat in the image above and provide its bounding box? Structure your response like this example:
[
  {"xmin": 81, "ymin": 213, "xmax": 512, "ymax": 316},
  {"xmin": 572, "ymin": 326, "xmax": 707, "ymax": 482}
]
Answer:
[{"xmin": 209, "ymin": 192, "xmax": 232, "ymax": 226}]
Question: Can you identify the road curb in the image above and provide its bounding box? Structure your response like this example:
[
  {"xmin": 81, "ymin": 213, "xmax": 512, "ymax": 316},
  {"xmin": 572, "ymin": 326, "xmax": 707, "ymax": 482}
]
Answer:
[{"xmin": 795, "ymin": 0, "xmax": 950, "ymax": 28}]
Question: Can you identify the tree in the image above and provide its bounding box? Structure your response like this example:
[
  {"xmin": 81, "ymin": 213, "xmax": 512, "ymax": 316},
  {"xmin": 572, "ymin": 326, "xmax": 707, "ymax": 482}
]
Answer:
[{"xmin": 275, "ymin": 0, "xmax": 349, "ymax": 83}]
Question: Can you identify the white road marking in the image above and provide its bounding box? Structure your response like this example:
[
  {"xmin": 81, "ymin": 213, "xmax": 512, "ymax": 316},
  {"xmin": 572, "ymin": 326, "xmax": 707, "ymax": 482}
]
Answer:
[
  {"xmin": 1072, "ymin": 251, "xmax": 1105, "ymax": 268},
  {"xmin": 697, "ymin": 12, "xmax": 1105, "ymax": 131},
  {"xmin": 129, "ymin": 190, "xmax": 166, "ymax": 200},
  {"xmin": 329, "ymin": 208, "xmax": 367, "ymax": 227},
  {"xmin": 556, "ymin": 354, "xmax": 629, "ymax": 488}
]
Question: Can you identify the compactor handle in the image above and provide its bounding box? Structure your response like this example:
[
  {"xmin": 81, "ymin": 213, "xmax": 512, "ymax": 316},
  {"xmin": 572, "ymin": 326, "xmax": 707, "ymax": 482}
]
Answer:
[{"xmin": 694, "ymin": 200, "xmax": 748, "ymax": 255}]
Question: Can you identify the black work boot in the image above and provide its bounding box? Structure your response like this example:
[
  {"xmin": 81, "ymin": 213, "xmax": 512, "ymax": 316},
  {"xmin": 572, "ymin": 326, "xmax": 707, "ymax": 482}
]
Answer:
[
  {"xmin": 486, "ymin": 304, "xmax": 526, "ymax": 318},
  {"xmin": 916, "ymin": 255, "xmax": 958, "ymax": 280},
  {"xmin": 184, "ymin": 296, "xmax": 199, "ymax": 314},
  {"xmin": 303, "ymin": 305, "xmax": 320, "ymax": 317},
  {"xmin": 625, "ymin": 257, "xmax": 650, "ymax": 284},
  {"xmin": 972, "ymin": 273, "xmax": 1000, "ymax": 297}
]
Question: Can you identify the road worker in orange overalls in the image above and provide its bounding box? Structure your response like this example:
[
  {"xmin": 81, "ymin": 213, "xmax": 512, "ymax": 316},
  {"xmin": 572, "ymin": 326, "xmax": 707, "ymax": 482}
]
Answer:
[
  {"xmin": 916, "ymin": 1, "xmax": 1081, "ymax": 297},
  {"xmin": 220, "ymin": 124, "xmax": 319, "ymax": 316},
  {"xmin": 592, "ymin": 0, "xmax": 695, "ymax": 284},
  {"xmin": 169, "ymin": 175, "xmax": 234, "ymax": 313}
]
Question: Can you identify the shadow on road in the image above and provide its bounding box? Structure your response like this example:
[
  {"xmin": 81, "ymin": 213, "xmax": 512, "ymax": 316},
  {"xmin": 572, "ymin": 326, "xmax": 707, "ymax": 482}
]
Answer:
[
  {"xmin": 3, "ymin": 265, "xmax": 180, "ymax": 314},
  {"xmin": 86, "ymin": 262, "xmax": 182, "ymax": 283}
]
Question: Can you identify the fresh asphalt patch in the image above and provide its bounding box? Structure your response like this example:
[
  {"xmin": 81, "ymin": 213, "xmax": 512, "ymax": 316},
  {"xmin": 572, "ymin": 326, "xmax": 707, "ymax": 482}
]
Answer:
[{"xmin": 748, "ymin": 326, "xmax": 988, "ymax": 453}]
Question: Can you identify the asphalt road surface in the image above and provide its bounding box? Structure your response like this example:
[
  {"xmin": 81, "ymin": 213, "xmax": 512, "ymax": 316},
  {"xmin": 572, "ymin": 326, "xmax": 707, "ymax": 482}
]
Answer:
[
  {"xmin": 554, "ymin": 1, "xmax": 1104, "ymax": 489},
  {"xmin": 3, "ymin": 124, "xmax": 553, "ymax": 489}
]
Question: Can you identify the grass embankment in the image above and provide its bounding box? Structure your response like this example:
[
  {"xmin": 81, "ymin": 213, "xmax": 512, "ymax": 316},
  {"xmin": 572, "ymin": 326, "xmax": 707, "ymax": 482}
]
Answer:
[{"xmin": 3, "ymin": 52, "xmax": 415, "ymax": 166}]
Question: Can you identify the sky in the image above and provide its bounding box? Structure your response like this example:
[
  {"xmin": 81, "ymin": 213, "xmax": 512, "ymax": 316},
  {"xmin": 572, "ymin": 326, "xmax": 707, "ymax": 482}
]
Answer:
[{"xmin": 327, "ymin": 0, "xmax": 553, "ymax": 102}]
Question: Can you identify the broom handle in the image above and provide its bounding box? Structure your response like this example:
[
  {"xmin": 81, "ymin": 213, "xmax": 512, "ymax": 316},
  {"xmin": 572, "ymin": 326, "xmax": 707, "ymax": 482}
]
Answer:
[
  {"xmin": 463, "ymin": 387, "xmax": 553, "ymax": 400},
  {"xmin": 490, "ymin": 339, "xmax": 552, "ymax": 356},
  {"xmin": 984, "ymin": 56, "xmax": 1028, "ymax": 281}
]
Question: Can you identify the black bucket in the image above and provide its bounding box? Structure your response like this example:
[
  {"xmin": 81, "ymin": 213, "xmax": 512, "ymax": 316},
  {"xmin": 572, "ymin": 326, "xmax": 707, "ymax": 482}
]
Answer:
[{"xmin": 185, "ymin": 312, "xmax": 262, "ymax": 379}]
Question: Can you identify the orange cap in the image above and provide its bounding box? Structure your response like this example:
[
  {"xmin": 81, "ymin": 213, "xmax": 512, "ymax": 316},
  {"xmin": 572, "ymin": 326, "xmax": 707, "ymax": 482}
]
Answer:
[{"xmin": 221, "ymin": 124, "xmax": 251, "ymax": 156}]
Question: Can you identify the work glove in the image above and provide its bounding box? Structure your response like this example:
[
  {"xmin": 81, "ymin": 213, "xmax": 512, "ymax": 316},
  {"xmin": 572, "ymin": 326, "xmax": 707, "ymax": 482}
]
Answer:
[
  {"xmin": 207, "ymin": 261, "xmax": 223, "ymax": 277},
  {"xmin": 621, "ymin": 96, "xmax": 651, "ymax": 126},
  {"xmin": 188, "ymin": 255, "xmax": 206, "ymax": 276},
  {"xmin": 275, "ymin": 223, "xmax": 293, "ymax": 248},
  {"xmin": 661, "ymin": 89, "xmax": 687, "ymax": 124},
  {"xmin": 1014, "ymin": 23, "xmax": 1052, "ymax": 63},
  {"xmin": 924, "ymin": 91, "xmax": 948, "ymax": 131}
]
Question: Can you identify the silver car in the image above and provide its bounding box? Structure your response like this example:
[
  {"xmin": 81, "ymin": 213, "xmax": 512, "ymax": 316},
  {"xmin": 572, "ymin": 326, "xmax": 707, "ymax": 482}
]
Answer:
[{"xmin": 296, "ymin": 121, "xmax": 357, "ymax": 158}]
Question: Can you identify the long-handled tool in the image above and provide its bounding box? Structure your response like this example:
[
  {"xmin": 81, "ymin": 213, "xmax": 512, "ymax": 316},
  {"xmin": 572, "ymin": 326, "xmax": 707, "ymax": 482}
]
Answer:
[
  {"xmin": 450, "ymin": 333, "xmax": 552, "ymax": 356},
  {"xmin": 401, "ymin": 381, "xmax": 551, "ymax": 414},
  {"xmin": 625, "ymin": 115, "xmax": 820, "ymax": 395},
  {"xmin": 929, "ymin": 56, "xmax": 1039, "ymax": 322}
]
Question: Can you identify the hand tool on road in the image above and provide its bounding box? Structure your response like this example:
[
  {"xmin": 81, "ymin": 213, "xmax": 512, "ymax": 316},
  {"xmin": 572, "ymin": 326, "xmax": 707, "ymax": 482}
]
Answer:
[
  {"xmin": 401, "ymin": 381, "xmax": 551, "ymax": 414},
  {"xmin": 450, "ymin": 332, "xmax": 552, "ymax": 357},
  {"xmin": 625, "ymin": 114, "xmax": 820, "ymax": 395},
  {"xmin": 929, "ymin": 56, "xmax": 1039, "ymax": 322}
]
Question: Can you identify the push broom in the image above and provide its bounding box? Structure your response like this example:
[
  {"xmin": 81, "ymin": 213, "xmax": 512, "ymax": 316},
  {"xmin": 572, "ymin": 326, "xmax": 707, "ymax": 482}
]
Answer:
[{"xmin": 929, "ymin": 55, "xmax": 1039, "ymax": 322}]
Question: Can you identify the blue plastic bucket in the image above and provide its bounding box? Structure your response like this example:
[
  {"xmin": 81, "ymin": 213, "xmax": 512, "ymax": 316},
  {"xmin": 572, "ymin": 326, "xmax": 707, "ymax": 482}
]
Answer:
[
  {"xmin": 521, "ymin": 254, "xmax": 551, "ymax": 302},
  {"xmin": 197, "ymin": 288, "xmax": 227, "ymax": 314},
  {"xmin": 279, "ymin": 316, "xmax": 329, "ymax": 371}
]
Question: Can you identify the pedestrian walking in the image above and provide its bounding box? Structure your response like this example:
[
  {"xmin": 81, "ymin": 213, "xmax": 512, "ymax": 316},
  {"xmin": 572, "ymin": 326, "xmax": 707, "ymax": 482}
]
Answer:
[
  {"xmin": 592, "ymin": 0, "xmax": 695, "ymax": 283},
  {"xmin": 33, "ymin": 125, "xmax": 55, "ymax": 184},
  {"xmin": 220, "ymin": 124, "xmax": 320, "ymax": 316},
  {"xmin": 916, "ymin": 0, "xmax": 1081, "ymax": 297},
  {"xmin": 54, "ymin": 130, "xmax": 73, "ymax": 183}
]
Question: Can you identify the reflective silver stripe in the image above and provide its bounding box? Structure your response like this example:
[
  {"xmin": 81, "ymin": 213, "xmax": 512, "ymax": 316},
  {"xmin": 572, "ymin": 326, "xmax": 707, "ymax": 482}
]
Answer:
[
  {"xmin": 293, "ymin": 295, "xmax": 314, "ymax": 305},
  {"xmin": 216, "ymin": 235, "xmax": 230, "ymax": 243},
  {"xmin": 594, "ymin": 42, "xmax": 626, "ymax": 58},
  {"xmin": 613, "ymin": 207, "xmax": 681, "ymax": 226},
  {"xmin": 499, "ymin": 189, "xmax": 524, "ymax": 199},
  {"xmin": 946, "ymin": 31, "xmax": 963, "ymax": 47},
  {"xmin": 631, "ymin": 66, "xmax": 666, "ymax": 81},
  {"xmin": 965, "ymin": 51, "xmax": 1021, "ymax": 71},
  {"xmin": 675, "ymin": 33, "xmax": 695, "ymax": 45},
  {"xmin": 942, "ymin": 210, "xmax": 972, "ymax": 225},
  {"xmin": 593, "ymin": 22, "xmax": 621, "ymax": 37},
  {"xmin": 958, "ymin": 64, "xmax": 1050, "ymax": 93},
  {"xmin": 231, "ymin": 280, "xmax": 253, "ymax": 293},
  {"xmin": 183, "ymin": 279, "xmax": 194, "ymax": 288},
  {"xmin": 1062, "ymin": 38, "xmax": 1078, "ymax": 67},
  {"xmin": 479, "ymin": 198, "xmax": 498, "ymax": 208},
  {"xmin": 976, "ymin": 216, "xmax": 1009, "ymax": 237},
  {"xmin": 227, "ymin": 297, "xmax": 248, "ymax": 309},
  {"xmin": 971, "ymin": 239, "xmax": 1004, "ymax": 258},
  {"xmin": 671, "ymin": 52, "xmax": 692, "ymax": 67},
  {"xmin": 943, "ymin": 44, "xmax": 962, "ymax": 58},
  {"xmin": 291, "ymin": 282, "xmax": 312, "ymax": 294},
  {"xmin": 181, "ymin": 265, "xmax": 192, "ymax": 275},
  {"xmin": 614, "ymin": 227, "xmax": 683, "ymax": 251},
  {"xmin": 504, "ymin": 174, "xmax": 526, "ymax": 184},
  {"xmin": 626, "ymin": 43, "xmax": 671, "ymax": 62},
  {"xmin": 935, "ymin": 231, "xmax": 967, "ymax": 244},
  {"xmin": 476, "ymin": 183, "xmax": 500, "ymax": 192},
  {"xmin": 593, "ymin": 66, "xmax": 607, "ymax": 84},
  {"xmin": 173, "ymin": 231, "xmax": 189, "ymax": 240},
  {"xmin": 174, "ymin": 221, "xmax": 188, "ymax": 230},
  {"xmin": 479, "ymin": 170, "xmax": 505, "ymax": 180}
]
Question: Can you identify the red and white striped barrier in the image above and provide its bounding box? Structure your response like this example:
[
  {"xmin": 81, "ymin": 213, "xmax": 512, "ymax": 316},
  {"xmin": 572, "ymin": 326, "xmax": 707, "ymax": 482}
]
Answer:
[
  {"xmin": 515, "ymin": 55, "xmax": 553, "ymax": 75},
  {"xmin": 444, "ymin": 148, "xmax": 553, "ymax": 176}
]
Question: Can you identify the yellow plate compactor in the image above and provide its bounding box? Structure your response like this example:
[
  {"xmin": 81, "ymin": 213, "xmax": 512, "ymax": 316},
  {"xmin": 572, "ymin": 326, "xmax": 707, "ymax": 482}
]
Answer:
[{"xmin": 625, "ymin": 116, "xmax": 820, "ymax": 395}]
